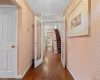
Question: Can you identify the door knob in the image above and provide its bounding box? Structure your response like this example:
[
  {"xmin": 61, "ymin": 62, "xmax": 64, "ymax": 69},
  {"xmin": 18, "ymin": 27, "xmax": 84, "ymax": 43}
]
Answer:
[{"xmin": 11, "ymin": 45, "xmax": 15, "ymax": 48}]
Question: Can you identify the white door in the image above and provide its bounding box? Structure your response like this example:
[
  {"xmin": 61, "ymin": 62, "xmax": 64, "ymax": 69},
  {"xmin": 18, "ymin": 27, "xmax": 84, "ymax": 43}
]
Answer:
[
  {"xmin": 47, "ymin": 35, "xmax": 53, "ymax": 51},
  {"xmin": 0, "ymin": 6, "xmax": 17, "ymax": 78},
  {"xmin": 34, "ymin": 16, "xmax": 43, "ymax": 68},
  {"xmin": 61, "ymin": 17, "xmax": 65, "ymax": 68}
]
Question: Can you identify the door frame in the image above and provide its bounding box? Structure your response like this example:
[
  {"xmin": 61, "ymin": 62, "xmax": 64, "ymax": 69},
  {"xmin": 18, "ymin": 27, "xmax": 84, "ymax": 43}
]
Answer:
[
  {"xmin": 0, "ymin": 5, "xmax": 17, "ymax": 78},
  {"xmin": 42, "ymin": 18, "xmax": 66, "ymax": 68},
  {"xmin": 61, "ymin": 16, "xmax": 66, "ymax": 68},
  {"xmin": 34, "ymin": 16, "xmax": 43, "ymax": 68}
]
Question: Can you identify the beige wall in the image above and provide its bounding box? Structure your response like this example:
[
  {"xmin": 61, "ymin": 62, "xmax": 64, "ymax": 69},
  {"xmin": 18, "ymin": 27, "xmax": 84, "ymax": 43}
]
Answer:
[
  {"xmin": 0, "ymin": 0, "xmax": 13, "ymax": 5},
  {"xmin": 11, "ymin": 0, "xmax": 34, "ymax": 74},
  {"xmin": 65, "ymin": 0, "xmax": 100, "ymax": 80}
]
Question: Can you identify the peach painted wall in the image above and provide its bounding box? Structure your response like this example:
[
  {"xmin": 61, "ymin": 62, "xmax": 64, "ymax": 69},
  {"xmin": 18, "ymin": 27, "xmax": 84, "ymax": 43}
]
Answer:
[
  {"xmin": 11, "ymin": 0, "xmax": 34, "ymax": 74},
  {"xmin": 65, "ymin": 0, "xmax": 100, "ymax": 80}
]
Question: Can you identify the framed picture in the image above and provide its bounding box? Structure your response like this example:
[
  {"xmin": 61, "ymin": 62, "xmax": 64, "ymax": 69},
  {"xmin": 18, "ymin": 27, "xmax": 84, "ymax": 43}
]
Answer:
[{"xmin": 68, "ymin": 0, "xmax": 91, "ymax": 37}]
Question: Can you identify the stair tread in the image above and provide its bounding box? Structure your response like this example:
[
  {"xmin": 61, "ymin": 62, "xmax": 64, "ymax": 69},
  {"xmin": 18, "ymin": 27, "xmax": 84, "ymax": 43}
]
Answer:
[{"xmin": 55, "ymin": 29, "xmax": 61, "ymax": 53}]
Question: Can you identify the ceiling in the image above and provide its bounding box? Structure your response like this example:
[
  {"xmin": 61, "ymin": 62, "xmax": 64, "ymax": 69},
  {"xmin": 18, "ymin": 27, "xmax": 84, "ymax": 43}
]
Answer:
[
  {"xmin": 26, "ymin": 0, "xmax": 70, "ymax": 14},
  {"xmin": 44, "ymin": 23, "xmax": 60, "ymax": 32}
]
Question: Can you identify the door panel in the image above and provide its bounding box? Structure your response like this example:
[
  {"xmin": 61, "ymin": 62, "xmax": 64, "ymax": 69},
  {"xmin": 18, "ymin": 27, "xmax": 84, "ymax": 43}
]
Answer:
[
  {"xmin": 0, "ymin": 51, "xmax": 3, "ymax": 71},
  {"xmin": 7, "ymin": 23, "xmax": 13, "ymax": 42},
  {"xmin": 0, "ymin": 7, "xmax": 16, "ymax": 78},
  {"xmin": 6, "ymin": 50, "xmax": 13, "ymax": 71},
  {"xmin": 0, "ymin": 23, "xmax": 3, "ymax": 42}
]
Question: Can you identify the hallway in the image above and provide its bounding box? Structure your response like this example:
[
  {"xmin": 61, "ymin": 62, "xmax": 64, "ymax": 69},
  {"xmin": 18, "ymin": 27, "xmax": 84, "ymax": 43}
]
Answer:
[
  {"xmin": 23, "ymin": 51, "xmax": 73, "ymax": 80},
  {"xmin": 1, "ymin": 0, "xmax": 100, "ymax": 79}
]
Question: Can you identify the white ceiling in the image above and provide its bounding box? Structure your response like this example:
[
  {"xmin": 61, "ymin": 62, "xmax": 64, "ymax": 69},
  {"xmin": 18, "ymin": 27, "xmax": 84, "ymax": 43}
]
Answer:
[
  {"xmin": 44, "ymin": 23, "xmax": 55, "ymax": 32},
  {"xmin": 26, "ymin": 0, "xmax": 70, "ymax": 14},
  {"xmin": 44, "ymin": 23, "xmax": 60, "ymax": 32}
]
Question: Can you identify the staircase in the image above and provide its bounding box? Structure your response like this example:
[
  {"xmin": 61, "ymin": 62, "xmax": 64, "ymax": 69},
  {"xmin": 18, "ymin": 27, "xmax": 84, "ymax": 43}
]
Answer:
[{"xmin": 55, "ymin": 29, "xmax": 61, "ymax": 53}]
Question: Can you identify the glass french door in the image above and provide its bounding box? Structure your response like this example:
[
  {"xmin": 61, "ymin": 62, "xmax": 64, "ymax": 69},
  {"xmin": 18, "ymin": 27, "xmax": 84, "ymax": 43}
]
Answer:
[{"xmin": 34, "ymin": 16, "xmax": 43, "ymax": 68}]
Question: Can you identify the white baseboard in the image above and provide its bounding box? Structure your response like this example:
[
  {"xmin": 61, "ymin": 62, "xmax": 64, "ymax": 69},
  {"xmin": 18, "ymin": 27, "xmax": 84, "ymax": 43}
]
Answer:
[
  {"xmin": 66, "ymin": 65, "xmax": 77, "ymax": 80},
  {"xmin": 16, "ymin": 75, "xmax": 23, "ymax": 79},
  {"xmin": 16, "ymin": 62, "xmax": 32, "ymax": 79}
]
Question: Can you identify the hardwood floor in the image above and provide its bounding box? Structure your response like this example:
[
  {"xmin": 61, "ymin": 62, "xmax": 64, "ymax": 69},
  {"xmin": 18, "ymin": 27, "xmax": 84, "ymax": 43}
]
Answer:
[
  {"xmin": 0, "ymin": 51, "xmax": 74, "ymax": 80},
  {"xmin": 23, "ymin": 51, "xmax": 74, "ymax": 80}
]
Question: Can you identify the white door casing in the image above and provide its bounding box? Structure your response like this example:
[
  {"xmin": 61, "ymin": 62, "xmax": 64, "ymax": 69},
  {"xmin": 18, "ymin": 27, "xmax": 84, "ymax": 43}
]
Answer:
[
  {"xmin": 61, "ymin": 17, "xmax": 65, "ymax": 68},
  {"xmin": 0, "ymin": 6, "xmax": 17, "ymax": 78},
  {"xmin": 34, "ymin": 16, "xmax": 43, "ymax": 68},
  {"xmin": 39, "ymin": 14, "xmax": 65, "ymax": 68}
]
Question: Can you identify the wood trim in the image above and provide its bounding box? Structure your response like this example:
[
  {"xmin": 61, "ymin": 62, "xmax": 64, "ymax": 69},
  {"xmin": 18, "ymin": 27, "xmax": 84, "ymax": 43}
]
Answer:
[{"xmin": 88, "ymin": 0, "xmax": 91, "ymax": 37}]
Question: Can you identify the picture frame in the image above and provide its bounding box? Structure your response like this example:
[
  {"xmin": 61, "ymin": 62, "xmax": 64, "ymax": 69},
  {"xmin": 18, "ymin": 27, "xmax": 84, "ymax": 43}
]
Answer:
[{"xmin": 67, "ymin": 0, "xmax": 91, "ymax": 37}]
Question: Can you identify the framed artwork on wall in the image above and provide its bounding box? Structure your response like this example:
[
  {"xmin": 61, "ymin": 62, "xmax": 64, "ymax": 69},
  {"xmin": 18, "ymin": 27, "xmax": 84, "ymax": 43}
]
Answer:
[{"xmin": 67, "ymin": 0, "xmax": 91, "ymax": 37}]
